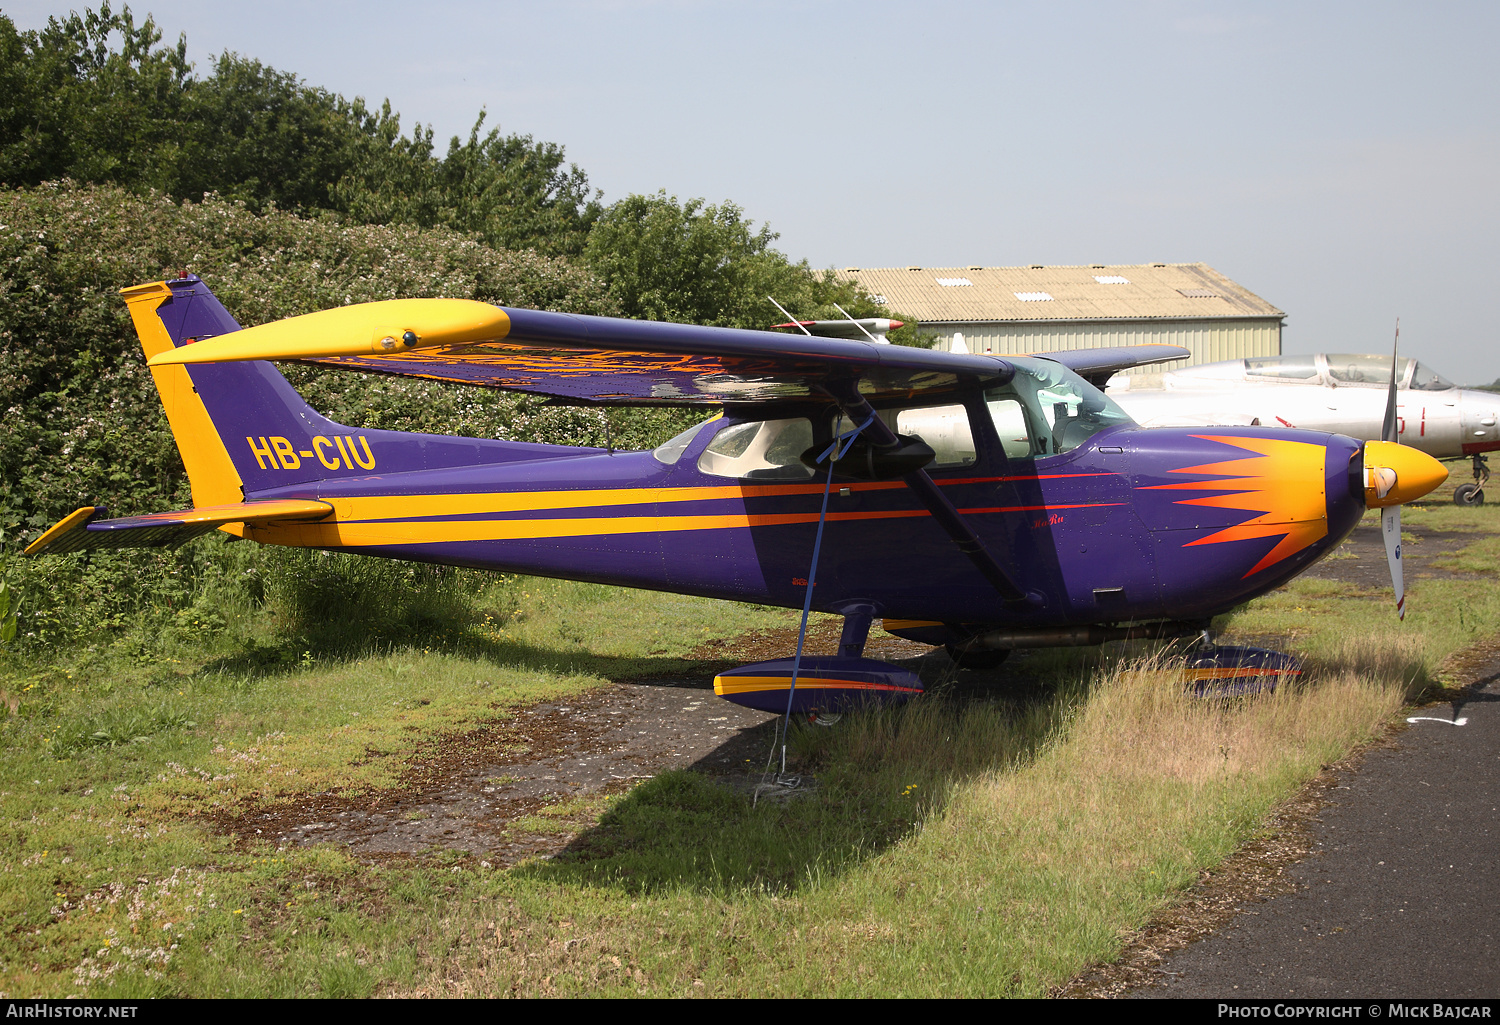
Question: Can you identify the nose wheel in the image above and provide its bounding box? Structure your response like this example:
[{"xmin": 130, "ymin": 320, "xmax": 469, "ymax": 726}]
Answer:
[{"xmin": 1454, "ymin": 454, "xmax": 1488, "ymax": 506}]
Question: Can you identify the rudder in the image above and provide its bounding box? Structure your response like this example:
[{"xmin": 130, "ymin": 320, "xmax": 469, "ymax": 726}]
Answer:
[{"xmin": 125, "ymin": 275, "xmax": 552, "ymax": 507}]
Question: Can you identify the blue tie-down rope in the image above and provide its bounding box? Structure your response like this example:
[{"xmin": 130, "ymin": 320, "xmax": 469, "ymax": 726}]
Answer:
[{"xmin": 767, "ymin": 412, "xmax": 878, "ymax": 783}]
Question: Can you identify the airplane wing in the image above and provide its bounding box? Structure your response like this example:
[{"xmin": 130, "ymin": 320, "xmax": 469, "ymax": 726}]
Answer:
[
  {"xmin": 149, "ymin": 300, "xmax": 1193, "ymax": 405},
  {"xmin": 152, "ymin": 303, "xmax": 1018, "ymax": 406},
  {"xmin": 1039, "ymin": 344, "xmax": 1191, "ymax": 387}
]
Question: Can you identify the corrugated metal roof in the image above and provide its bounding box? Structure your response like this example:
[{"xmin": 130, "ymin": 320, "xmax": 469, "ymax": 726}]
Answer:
[{"xmin": 837, "ymin": 263, "xmax": 1284, "ymax": 323}]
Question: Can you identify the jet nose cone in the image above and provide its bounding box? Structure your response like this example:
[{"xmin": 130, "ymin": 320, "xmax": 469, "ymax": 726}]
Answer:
[{"xmin": 1364, "ymin": 440, "xmax": 1448, "ymax": 507}]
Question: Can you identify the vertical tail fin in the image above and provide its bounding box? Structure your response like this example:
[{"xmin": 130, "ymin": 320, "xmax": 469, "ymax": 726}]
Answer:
[
  {"xmin": 124, "ymin": 276, "xmax": 360, "ymax": 502},
  {"xmin": 123, "ymin": 279, "xmax": 249, "ymax": 507},
  {"xmin": 125, "ymin": 276, "xmax": 545, "ymax": 507}
]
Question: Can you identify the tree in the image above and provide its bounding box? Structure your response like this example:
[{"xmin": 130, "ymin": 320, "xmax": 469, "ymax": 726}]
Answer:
[
  {"xmin": 0, "ymin": 7, "xmax": 600, "ymax": 255},
  {"xmin": 584, "ymin": 191, "xmax": 925, "ymax": 340},
  {"xmin": 332, "ymin": 110, "xmax": 601, "ymax": 257},
  {"xmin": 174, "ymin": 53, "xmax": 365, "ymax": 213},
  {"xmin": 0, "ymin": 3, "xmax": 190, "ymax": 190}
]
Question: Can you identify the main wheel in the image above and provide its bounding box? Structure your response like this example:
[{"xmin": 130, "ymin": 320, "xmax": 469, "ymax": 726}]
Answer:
[
  {"xmin": 1454, "ymin": 483, "xmax": 1485, "ymax": 506},
  {"xmin": 945, "ymin": 644, "xmax": 1012, "ymax": 671}
]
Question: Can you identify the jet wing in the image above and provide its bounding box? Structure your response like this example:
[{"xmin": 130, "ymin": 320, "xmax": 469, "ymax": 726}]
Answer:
[{"xmin": 151, "ymin": 303, "xmax": 1017, "ymax": 407}]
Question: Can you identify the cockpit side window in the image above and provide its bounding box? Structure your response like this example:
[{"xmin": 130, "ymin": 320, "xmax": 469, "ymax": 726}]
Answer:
[
  {"xmin": 696, "ymin": 418, "xmax": 815, "ymax": 479},
  {"xmin": 985, "ymin": 395, "xmax": 1036, "ymax": 459},
  {"xmin": 833, "ymin": 404, "xmax": 978, "ymax": 469},
  {"xmin": 1327, "ymin": 354, "xmax": 1411, "ymax": 386},
  {"xmin": 828, "ymin": 402, "xmax": 978, "ymax": 471},
  {"xmin": 895, "ymin": 405, "xmax": 976, "ymax": 468}
]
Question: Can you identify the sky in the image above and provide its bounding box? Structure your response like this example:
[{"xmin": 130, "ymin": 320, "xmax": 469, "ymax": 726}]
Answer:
[{"xmin": 9, "ymin": 1, "xmax": 1500, "ymax": 381}]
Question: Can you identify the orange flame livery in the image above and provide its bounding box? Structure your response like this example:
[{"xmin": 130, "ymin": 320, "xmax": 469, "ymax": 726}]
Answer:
[{"xmin": 1146, "ymin": 435, "xmax": 1329, "ymax": 577}]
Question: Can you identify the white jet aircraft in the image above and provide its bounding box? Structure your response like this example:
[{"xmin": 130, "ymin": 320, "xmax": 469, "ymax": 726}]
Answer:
[{"xmin": 1110, "ymin": 353, "xmax": 1500, "ymax": 505}]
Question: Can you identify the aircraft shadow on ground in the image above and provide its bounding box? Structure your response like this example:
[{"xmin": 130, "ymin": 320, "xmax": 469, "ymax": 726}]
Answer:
[
  {"xmin": 195, "ymin": 621, "xmax": 742, "ymax": 688},
  {"xmin": 516, "ymin": 656, "xmax": 1083, "ymax": 898},
  {"xmin": 514, "ymin": 633, "xmax": 1467, "ymax": 898}
]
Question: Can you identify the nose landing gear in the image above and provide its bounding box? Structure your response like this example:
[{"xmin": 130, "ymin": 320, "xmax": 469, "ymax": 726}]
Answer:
[{"xmin": 1454, "ymin": 453, "xmax": 1489, "ymax": 506}]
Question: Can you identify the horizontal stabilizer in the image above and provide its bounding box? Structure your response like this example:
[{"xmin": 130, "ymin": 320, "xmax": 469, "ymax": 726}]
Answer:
[
  {"xmin": 25, "ymin": 500, "xmax": 333, "ymax": 556},
  {"xmin": 1183, "ymin": 645, "xmax": 1302, "ymax": 696}
]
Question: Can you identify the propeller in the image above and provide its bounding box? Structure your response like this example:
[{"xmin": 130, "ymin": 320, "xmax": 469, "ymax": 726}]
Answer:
[
  {"xmin": 1362, "ymin": 321, "xmax": 1446, "ymax": 619},
  {"xmin": 1382, "ymin": 323, "xmax": 1404, "ymax": 618}
]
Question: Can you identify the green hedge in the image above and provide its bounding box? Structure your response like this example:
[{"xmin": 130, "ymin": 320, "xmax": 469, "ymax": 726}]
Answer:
[
  {"xmin": 0, "ymin": 180, "xmax": 640, "ymax": 536},
  {"xmin": 0, "ymin": 182, "xmax": 699, "ymax": 651}
]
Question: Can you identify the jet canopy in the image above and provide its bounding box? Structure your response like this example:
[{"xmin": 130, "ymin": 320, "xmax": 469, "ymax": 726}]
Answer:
[{"xmin": 1161, "ymin": 353, "xmax": 1456, "ymax": 392}]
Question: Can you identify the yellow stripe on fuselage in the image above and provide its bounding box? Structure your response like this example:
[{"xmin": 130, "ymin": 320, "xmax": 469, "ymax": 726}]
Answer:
[
  {"xmin": 881, "ymin": 619, "xmax": 943, "ymax": 631},
  {"xmin": 325, "ymin": 480, "xmax": 907, "ymax": 523},
  {"xmin": 247, "ymin": 479, "xmax": 1112, "ymax": 550},
  {"xmin": 251, "ymin": 508, "xmax": 928, "ymax": 547}
]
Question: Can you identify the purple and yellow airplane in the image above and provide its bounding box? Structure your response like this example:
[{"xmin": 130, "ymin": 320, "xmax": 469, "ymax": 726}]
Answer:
[{"xmin": 26, "ymin": 276, "xmax": 1447, "ymax": 711}]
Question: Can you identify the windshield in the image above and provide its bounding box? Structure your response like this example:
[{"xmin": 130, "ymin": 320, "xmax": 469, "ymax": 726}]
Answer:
[
  {"xmin": 1410, "ymin": 361, "xmax": 1455, "ymax": 391},
  {"xmin": 991, "ymin": 358, "xmax": 1135, "ymax": 457}
]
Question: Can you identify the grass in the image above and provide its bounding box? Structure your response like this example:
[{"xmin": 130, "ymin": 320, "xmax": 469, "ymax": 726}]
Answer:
[
  {"xmin": 375, "ymin": 656, "xmax": 1408, "ymax": 997},
  {"xmin": 1, "ymin": 503, "xmax": 1497, "ymax": 997},
  {"xmin": 0, "ymin": 550, "xmax": 794, "ymax": 997}
]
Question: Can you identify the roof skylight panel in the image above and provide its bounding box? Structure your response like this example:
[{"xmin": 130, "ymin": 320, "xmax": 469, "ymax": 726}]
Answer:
[{"xmin": 1013, "ymin": 291, "xmax": 1053, "ymax": 302}]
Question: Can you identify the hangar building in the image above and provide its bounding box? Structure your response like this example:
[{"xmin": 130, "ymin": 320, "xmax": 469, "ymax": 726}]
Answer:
[{"xmin": 840, "ymin": 263, "xmax": 1284, "ymax": 376}]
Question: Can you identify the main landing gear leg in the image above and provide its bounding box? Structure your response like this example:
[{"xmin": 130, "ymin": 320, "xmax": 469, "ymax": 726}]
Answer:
[
  {"xmin": 837, "ymin": 605, "xmax": 876, "ymax": 659},
  {"xmin": 1454, "ymin": 454, "xmax": 1488, "ymax": 506}
]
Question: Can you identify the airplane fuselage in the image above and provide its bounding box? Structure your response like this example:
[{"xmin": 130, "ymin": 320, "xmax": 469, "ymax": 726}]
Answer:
[{"xmin": 246, "ymin": 414, "xmax": 1367, "ymax": 633}]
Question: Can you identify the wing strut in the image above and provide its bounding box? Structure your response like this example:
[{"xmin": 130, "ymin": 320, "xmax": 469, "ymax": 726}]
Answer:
[{"xmin": 831, "ymin": 388, "xmax": 1028, "ymax": 603}]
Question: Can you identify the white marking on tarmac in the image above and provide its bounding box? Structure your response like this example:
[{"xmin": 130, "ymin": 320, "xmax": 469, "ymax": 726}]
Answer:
[{"xmin": 1405, "ymin": 716, "xmax": 1469, "ymax": 726}]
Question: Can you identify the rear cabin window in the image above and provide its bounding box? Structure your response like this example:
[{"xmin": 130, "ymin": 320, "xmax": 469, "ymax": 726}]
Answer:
[
  {"xmin": 652, "ymin": 419, "xmax": 711, "ymax": 465},
  {"xmin": 697, "ymin": 418, "xmax": 815, "ymax": 479}
]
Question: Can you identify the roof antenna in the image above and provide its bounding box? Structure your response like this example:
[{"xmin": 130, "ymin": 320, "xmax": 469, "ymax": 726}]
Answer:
[
  {"xmin": 767, "ymin": 296, "xmax": 812, "ymax": 336},
  {"xmin": 832, "ymin": 302, "xmax": 881, "ymax": 344}
]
